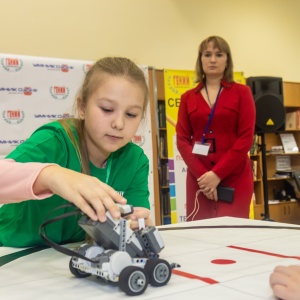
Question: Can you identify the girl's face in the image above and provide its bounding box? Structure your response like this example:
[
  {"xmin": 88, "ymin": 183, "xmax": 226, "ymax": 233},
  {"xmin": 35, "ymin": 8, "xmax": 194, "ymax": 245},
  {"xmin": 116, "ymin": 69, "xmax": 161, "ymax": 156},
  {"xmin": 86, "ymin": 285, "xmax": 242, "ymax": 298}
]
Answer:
[
  {"xmin": 78, "ymin": 75, "xmax": 144, "ymax": 166},
  {"xmin": 201, "ymin": 41, "xmax": 227, "ymax": 78}
]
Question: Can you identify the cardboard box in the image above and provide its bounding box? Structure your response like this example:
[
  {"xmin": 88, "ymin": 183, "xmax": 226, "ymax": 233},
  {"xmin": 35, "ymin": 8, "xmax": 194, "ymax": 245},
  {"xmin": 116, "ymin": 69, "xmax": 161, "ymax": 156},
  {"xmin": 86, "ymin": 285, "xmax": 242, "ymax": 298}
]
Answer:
[{"xmin": 285, "ymin": 110, "xmax": 300, "ymax": 130}]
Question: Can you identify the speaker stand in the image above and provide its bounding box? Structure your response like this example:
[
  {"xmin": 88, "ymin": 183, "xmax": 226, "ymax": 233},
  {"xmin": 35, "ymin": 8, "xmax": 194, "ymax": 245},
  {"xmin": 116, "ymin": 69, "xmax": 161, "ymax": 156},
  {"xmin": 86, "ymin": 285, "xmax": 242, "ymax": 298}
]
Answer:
[{"xmin": 258, "ymin": 133, "xmax": 274, "ymax": 221}]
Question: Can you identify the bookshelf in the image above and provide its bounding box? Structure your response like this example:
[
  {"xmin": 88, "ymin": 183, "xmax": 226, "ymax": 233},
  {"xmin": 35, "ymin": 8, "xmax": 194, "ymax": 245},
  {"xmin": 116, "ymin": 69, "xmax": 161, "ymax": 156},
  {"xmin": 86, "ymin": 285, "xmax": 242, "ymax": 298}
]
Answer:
[
  {"xmin": 157, "ymin": 100, "xmax": 171, "ymax": 222},
  {"xmin": 155, "ymin": 70, "xmax": 171, "ymax": 224},
  {"xmin": 148, "ymin": 68, "xmax": 165, "ymax": 226}
]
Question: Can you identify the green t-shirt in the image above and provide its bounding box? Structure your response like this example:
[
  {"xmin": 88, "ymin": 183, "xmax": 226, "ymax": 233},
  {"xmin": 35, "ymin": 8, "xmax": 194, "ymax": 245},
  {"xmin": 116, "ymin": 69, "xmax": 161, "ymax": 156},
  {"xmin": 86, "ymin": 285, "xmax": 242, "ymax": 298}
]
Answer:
[{"xmin": 0, "ymin": 121, "xmax": 150, "ymax": 247}]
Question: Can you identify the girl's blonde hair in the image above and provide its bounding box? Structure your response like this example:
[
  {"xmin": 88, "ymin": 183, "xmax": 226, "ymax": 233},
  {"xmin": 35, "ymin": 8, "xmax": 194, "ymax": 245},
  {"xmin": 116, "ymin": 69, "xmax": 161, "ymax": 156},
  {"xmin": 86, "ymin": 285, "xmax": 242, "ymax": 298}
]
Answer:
[
  {"xmin": 195, "ymin": 36, "xmax": 234, "ymax": 83},
  {"xmin": 59, "ymin": 57, "xmax": 149, "ymax": 174}
]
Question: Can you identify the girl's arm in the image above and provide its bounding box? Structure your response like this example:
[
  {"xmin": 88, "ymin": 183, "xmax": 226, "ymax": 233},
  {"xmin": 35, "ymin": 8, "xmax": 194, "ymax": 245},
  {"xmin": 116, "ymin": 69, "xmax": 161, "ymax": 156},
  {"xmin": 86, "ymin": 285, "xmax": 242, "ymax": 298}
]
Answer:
[
  {"xmin": 0, "ymin": 159, "xmax": 126, "ymax": 222},
  {"xmin": 0, "ymin": 159, "xmax": 55, "ymax": 203}
]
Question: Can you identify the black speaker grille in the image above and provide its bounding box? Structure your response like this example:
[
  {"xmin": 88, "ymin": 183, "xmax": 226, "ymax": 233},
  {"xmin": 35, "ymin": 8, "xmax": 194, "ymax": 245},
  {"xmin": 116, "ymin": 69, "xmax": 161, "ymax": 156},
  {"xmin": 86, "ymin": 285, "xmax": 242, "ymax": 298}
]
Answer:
[
  {"xmin": 255, "ymin": 94, "xmax": 285, "ymax": 133},
  {"xmin": 246, "ymin": 76, "xmax": 285, "ymax": 133}
]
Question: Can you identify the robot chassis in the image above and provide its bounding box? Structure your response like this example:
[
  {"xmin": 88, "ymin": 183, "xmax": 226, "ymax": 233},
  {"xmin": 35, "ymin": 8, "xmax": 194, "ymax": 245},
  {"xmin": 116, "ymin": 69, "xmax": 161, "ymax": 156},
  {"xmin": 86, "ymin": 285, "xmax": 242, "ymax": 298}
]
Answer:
[{"xmin": 69, "ymin": 204, "xmax": 175, "ymax": 296}]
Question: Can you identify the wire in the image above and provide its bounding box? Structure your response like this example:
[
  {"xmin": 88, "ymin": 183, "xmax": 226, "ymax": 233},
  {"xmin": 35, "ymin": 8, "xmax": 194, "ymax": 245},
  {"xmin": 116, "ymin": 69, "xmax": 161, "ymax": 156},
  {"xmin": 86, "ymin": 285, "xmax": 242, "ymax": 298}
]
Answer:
[
  {"xmin": 186, "ymin": 189, "xmax": 201, "ymax": 221},
  {"xmin": 158, "ymin": 224, "xmax": 300, "ymax": 231}
]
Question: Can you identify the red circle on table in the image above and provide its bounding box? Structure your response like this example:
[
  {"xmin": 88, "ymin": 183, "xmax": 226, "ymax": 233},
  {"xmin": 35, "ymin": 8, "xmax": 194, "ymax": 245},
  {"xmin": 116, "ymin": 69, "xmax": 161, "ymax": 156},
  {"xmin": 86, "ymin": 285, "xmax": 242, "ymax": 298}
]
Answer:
[{"xmin": 211, "ymin": 259, "xmax": 236, "ymax": 264}]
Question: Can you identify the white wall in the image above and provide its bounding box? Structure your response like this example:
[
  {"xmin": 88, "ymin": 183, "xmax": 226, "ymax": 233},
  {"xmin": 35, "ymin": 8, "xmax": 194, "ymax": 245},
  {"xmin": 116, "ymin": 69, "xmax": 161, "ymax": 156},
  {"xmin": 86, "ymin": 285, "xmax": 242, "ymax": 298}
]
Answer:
[{"xmin": 0, "ymin": 0, "xmax": 300, "ymax": 81}]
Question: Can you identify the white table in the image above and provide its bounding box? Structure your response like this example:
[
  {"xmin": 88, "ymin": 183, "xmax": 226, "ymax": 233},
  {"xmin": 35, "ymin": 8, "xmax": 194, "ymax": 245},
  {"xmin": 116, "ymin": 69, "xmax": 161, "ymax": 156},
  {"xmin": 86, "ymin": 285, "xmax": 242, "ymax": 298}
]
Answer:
[{"xmin": 1, "ymin": 217, "xmax": 300, "ymax": 299}]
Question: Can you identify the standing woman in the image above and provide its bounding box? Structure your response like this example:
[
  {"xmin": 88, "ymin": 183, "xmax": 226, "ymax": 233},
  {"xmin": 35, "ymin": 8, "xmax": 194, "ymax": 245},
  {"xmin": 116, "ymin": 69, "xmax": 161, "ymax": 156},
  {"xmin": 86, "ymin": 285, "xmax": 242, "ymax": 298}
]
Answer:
[{"xmin": 176, "ymin": 36, "xmax": 255, "ymax": 221}]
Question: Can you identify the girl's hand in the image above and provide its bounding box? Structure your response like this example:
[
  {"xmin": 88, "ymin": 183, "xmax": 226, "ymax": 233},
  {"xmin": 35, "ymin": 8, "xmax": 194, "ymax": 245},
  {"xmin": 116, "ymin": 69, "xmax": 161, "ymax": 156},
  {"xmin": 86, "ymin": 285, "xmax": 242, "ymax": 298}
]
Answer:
[
  {"xmin": 33, "ymin": 165, "xmax": 126, "ymax": 222},
  {"xmin": 270, "ymin": 265, "xmax": 300, "ymax": 300},
  {"xmin": 126, "ymin": 207, "xmax": 152, "ymax": 230}
]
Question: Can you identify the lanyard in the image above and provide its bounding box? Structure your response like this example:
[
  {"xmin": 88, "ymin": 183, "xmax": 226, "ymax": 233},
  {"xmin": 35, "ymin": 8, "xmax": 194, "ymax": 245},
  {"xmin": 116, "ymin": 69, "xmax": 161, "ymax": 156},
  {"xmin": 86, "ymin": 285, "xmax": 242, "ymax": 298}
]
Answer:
[
  {"xmin": 201, "ymin": 85, "xmax": 222, "ymax": 144},
  {"xmin": 105, "ymin": 153, "xmax": 113, "ymax": 184}
]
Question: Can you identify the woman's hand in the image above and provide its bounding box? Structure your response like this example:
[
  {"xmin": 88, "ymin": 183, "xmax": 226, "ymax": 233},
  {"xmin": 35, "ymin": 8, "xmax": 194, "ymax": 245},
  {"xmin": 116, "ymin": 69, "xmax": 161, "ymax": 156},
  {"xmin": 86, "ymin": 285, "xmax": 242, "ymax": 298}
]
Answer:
[
  {"xmin": 33, "ymin": 165, "xmax": 126, "ymax": 222},
  {"xmin": 270, "ymin": 265, "xmax": 300, "ymax": 300},
  {"xmin": 197, "ymin": 171, "xmax": 221, "ymax": 201},
  {"xmin": 126, "ymin": 207, "xmax": 153, "ymax": 230}
]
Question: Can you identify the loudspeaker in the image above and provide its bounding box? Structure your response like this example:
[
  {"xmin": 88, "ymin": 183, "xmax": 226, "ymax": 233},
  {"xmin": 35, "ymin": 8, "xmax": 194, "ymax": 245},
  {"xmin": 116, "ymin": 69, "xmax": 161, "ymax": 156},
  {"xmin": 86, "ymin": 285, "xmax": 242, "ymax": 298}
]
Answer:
[{"xmin": 246, "ymin": 76, "xmax": 285, "ymax": 133}]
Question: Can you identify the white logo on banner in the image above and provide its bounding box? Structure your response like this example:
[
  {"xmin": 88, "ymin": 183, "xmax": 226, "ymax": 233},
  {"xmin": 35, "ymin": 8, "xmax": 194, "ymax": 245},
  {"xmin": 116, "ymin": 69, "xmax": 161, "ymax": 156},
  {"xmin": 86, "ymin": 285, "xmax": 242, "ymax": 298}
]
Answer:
[
  {"xmin": 50, "ymin": 86, "xmax": 70, "ymax": 100},
  {"xmin": 2, "ymin": 110, "xmax": 25, "ymax": 124},
  {"xmin": 1, "ymin": 58, "xmax": 23, "ymax": 72}
]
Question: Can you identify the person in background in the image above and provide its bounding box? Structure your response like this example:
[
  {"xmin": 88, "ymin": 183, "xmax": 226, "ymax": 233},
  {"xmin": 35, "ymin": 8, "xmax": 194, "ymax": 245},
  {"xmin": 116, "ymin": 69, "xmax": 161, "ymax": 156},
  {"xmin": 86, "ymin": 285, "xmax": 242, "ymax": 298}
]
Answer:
[
  {"xmin": 0, "ymin": 57, "xmax": 152, "ymax": 247},
  {"xmin": 176, "ymin": 36, "xmax": 255, "ymax": 221},
  {"xmin": 270, "ymin": 265, "xmax": 300, "ymax": 300}
]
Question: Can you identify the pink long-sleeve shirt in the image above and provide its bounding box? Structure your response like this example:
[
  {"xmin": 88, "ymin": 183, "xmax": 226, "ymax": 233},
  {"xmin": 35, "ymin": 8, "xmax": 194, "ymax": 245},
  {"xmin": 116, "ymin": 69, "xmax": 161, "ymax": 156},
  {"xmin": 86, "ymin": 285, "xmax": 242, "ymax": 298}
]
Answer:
[{"xmin": 0, "ymin": 159, "xmax": 54, "ymax": 203}]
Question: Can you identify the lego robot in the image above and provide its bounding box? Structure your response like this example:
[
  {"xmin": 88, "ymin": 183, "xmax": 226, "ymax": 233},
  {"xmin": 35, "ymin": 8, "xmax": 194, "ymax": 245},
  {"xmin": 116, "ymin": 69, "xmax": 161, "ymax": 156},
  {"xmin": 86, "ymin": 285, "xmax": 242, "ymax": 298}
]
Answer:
[{"xmin": 69, "ymin": 204, "xmax": 173, "ymax": 296}]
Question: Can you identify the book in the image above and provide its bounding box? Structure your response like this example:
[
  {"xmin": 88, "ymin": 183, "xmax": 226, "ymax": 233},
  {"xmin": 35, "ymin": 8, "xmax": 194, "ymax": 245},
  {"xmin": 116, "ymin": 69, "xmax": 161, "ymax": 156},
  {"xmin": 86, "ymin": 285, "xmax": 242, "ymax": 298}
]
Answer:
[
  {"xmin": 270, "ymin": 145, "xmax": 284, "ymax": 154},
  {"xmin": 250, "ymin": 134, "xmax": 259, "ymax": 155},
  {"xmin": 251, "ymin": 160, "xmax": 258, "ymax": 180},
  {"xmin": 158, "ymin": 103, "xmax": 166, "ymax": 128},
  {"xmin": 280, "ymin": 133, "xmax": 299, "ymax": 153},
  {"xmin": 162, "ymin": 191, "xmax": 171, "ymax": 215},
  {"xmin": 275, "ymin": 170, "xmax": 293, "ymax": 177},
  {"xmin": 276, "ymin": 155, "xmax": 291, "ymax": 171}
]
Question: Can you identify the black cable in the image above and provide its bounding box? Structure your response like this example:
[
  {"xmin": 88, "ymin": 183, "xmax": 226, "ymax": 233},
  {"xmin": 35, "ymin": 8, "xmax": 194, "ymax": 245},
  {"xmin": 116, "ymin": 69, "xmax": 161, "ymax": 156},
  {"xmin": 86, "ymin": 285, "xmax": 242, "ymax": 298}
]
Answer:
[
  {"xmin": 39, "ymin": 204, "xmax": 98, "ymax": 263},
  {"xmin": 158, "ymin": 224, "xmax": 300, "ymax": 231}
]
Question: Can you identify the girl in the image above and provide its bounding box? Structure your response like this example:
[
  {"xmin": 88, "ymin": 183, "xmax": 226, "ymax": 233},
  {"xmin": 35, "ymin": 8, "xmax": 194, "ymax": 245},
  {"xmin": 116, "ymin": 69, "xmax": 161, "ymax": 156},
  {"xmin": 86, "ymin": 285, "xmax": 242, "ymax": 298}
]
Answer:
[{"xmin": 0, "ymin": 57, "xmax": 152, "ymax": 247}]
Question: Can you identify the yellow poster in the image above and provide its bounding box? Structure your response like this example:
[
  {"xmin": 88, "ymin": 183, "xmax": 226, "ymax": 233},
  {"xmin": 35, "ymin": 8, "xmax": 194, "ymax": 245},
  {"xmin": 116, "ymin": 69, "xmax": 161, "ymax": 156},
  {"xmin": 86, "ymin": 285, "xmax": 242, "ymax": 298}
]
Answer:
[
  {"xmin": 163, "ymin": 70, "xmax": 252, "ymax": 223},
  {"xmin": 164, "ymin": 70, "xmax": 197, "ymax": 223}
]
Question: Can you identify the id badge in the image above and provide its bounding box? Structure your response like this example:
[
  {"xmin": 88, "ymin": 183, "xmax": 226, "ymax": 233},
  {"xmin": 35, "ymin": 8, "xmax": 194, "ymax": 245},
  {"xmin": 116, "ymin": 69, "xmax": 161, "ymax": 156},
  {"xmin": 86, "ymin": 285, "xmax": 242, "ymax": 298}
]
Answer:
[{"xmin": 192, "ymin": 141, "xmax": 210, "ymax": 156}]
